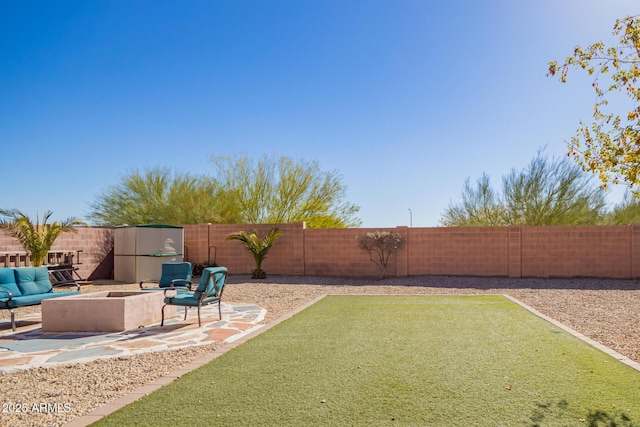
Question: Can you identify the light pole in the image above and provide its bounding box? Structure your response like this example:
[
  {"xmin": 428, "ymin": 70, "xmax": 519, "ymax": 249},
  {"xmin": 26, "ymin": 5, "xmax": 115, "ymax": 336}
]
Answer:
[{"xmin": 408, "ymin": 208, "xmax": 412, "ymax": 228}]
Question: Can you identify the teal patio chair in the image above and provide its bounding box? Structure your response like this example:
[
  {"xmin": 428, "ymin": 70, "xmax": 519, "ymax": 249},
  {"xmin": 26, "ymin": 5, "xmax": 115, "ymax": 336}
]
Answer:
[
  {"xmin": 140, "ymin": 262, "xmax": 192, "ymax": 290},
  {"xmin": 161, "ymin": 266, "xmax": 227, "ymax": 327}
]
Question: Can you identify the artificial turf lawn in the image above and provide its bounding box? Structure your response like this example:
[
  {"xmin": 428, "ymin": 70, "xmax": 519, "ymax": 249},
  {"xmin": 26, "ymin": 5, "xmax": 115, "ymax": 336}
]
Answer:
[{"xmin": 94, "ymin": 296, "xmax": 640, "ymax": 426}]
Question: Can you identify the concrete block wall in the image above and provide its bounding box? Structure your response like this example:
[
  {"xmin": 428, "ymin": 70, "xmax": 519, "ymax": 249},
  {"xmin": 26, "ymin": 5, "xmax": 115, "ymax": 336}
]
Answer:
[
  {"xmin": 182, "ymin": 224, "xmax": 402, "ymax": 278},
  {"xmin": 304, "ymin": 227, "xmax": 398, "ymax": 277},
  {"xmin": 633, "ymin": 225, "xmax": 640, "ymax": 279},
  {"xmin": 508, "ymin": 226, "xmax": 522, "ymax": 278},
  {"xmin": 3, "ymin": 223, "xmax": 640, "ymax": 281},
  {"xmin": 183, "ymin": 223, "xmax": 209, "ymax": 266},
  {"xmin": 183, "ymin": 223, "xmax": 640, "ymax": 279},
  {"xmin": 406, "ymin": 227, "xmax": 509, "ymax": 277},
  {"xmin": 184, "ymin": 223, "xmax": 303, "ymax": 275},
  {"xmin": 0, "ymin": 227, "xmax": 114, "ymax": 280},
  {"xmin": 519, "ymin": 226, "xmax": 633, "ymax": 279}
]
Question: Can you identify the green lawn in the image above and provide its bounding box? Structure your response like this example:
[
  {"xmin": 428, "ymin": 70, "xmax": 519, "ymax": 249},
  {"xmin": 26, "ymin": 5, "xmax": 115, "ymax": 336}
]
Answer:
[{"xmin": 94, "ymin": 296, "xmax": 640, "ymax": 426}]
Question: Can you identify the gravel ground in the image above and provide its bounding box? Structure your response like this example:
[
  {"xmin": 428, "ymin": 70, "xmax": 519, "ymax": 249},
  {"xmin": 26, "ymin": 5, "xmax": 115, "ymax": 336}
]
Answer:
[{"xmin": 1, "ymin": 275, "xmax": 639, "ymax": 426}]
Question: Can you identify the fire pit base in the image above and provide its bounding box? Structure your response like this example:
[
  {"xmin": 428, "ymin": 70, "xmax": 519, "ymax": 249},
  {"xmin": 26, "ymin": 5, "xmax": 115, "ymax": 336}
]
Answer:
[{"xmin": 42, "ymin": 291, "xmax": 176, "ymax": 332}]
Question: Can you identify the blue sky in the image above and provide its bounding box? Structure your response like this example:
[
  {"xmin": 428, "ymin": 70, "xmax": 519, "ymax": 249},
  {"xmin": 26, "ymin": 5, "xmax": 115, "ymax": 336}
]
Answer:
[{"xmin": 2, "ymin": 0, "xmax": 639, "ymax": 228}]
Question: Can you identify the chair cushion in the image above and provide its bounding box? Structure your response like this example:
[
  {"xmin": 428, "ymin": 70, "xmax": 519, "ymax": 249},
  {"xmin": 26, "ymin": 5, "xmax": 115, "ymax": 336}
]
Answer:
[
  {"xmin": 0, "ymin": 268, "xmax": 21, "ymax": 297},
  {"xmin": 1, "ymin": 290, "xmax": 80, "ymax": 308},
  {"xmin": 164, "ymin": 293, "xmax": 221, "ymax": 307},
  {"xmin": 15, "ymin": 267, "xmax": 53, "ymax": 296},
  {"xmin": 158, "ymin": 262, "xmax": 192, "ymax": 288},
  {"xmin": 2, "ymin": 294, "xmax": 49, "ymax": 308},
  {"xmin": 194, "ymin": 267, "xmax": 227, "ymax": 297},
  {"xmin": 164, "ymin": 294, "xmax": 200, "ymax": 306}
]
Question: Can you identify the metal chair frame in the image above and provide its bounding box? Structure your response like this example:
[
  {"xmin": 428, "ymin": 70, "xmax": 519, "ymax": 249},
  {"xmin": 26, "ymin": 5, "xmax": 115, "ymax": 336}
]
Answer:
[{"xmin": 160, "ymin": 266, "xmax": 227, "ymax": 327}]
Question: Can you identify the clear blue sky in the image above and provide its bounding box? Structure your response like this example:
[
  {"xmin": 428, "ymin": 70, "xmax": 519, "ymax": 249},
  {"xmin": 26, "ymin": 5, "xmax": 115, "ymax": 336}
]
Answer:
[{"xmin": 2, "ymin": 0, "xmax": 639, "ymax": 228}]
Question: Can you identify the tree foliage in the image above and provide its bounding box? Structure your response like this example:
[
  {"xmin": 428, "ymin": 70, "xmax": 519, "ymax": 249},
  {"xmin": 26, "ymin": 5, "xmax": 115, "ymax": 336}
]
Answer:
[
  {"xmin": 604, "ymin": 191, "xmax": 640, "ymax": 224},
  {"xmin": 440, "ymin": 174, "xmax": 506, "ymax": 227},
  {"xmin": 0, "ymin": 209, "xmax": 86, "ymax": 266},
  {"xmin": 89, "ymin": 155, "xmax": 360, "ymax": 228},
  {"xmin": 88, "ymin": 167, "xmax": 236, "ymax": 226},
  {"xmin": 226, "ymin": 228, "xmax": 282, "ymax": 279},
  {"xmin": 548, "ymin": 15, "xmax": 640, "ymax": 194},
  {"xmin": 501, "ymin": 153, "xmax": 606, "ymax": 225},
  {"xmin": 210, "ymin": 154, "xmax": 361, "ymax": 228},
  {"xmin": 356, "ymin": 231, "xmax": 404, "ymax": 280},
  {"xmin": 440, "ymin": 151, "xmax": 607, "ymax": 226}
]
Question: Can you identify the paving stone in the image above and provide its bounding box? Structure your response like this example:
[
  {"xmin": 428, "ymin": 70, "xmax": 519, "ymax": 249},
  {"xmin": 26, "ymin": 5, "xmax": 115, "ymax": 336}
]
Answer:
[{"xmin": 0, "ymin": 302, "xmax": 266, "ymax": 373}]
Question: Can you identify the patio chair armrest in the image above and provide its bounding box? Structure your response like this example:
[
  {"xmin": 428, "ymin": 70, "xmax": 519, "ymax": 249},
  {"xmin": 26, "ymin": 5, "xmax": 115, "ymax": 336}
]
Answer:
[
  {"xmin": 0, "ymin": 289, "xmax": 13, "ymax": 302},
  {"xmin": 170, "ymin": 279, "xmax": 192, "ymax": 290},
  {"xmin": 54, "ymin": 282, "xmax": 80, "ymax": 291},
  {"xmin": 140, "ymin": 280, "xmax": 159, "ymax": 289},
  {"xmin": 163, "ymin": 287, "xmax": 192, "ymax": 297}
]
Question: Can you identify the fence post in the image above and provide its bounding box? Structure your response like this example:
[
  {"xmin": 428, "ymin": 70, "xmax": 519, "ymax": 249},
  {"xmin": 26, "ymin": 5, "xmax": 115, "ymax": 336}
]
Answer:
[
  {"xmin": 396, "ymin": 226, "xmax": 409, "ymax": 278},
  {"xmin": 292, "ymin": 222, "xmax": 306, "ymax": 276},
  {"xmin": 508, "ymin": 226, "xmax": 522, "ymax": 278},
  {"xmin": 632, "ymin": 224, "xmax": 640, "ymax": 279}
]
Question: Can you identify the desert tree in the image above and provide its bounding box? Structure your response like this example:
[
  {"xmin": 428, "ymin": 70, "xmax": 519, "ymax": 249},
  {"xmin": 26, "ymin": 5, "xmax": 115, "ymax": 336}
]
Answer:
[
  {"xmin": 501, "ymin": 153, "xmax": 606, "ymax": 225},
  {"xmin": 440, "ymin": 173, "xmax": 507, "ymax": 227},
  {"xmin": 88, "ymin": 167, "xmax": 236, "ymax": 226},
  {"xmin": 356, "ymin": 231, "xmax": 404, "ymax": 280},
  {"xmin": 440, "ymin": 151, "xmax": 606, "ymax": 226},
  {"xmin": 604, "ymin": 191, "xmax": 640, "ymax": 224},
  {"xmin": 90, "ymin": 156, "xmax": 361, "ymax": 228},
  {"xmin": 548, "ymin": 15, "xmax": 640, "ymax": 195},
  {"xmin": 210, "ymin": 154, "xmax": 361, "ymax": 228}
]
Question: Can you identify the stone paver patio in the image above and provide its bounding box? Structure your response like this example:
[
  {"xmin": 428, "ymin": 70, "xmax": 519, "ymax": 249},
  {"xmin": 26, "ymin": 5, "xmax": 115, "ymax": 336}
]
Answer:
[{"xmin": 0, "ymin": 302, "xmax": 265, "ymax": 373}]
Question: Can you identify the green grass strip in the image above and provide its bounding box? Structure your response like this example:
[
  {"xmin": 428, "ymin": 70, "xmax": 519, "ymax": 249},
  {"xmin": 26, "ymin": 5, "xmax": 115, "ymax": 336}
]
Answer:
[{"xmin": 94, "ymin": 296, "xmax": 640, "ymax": 426}]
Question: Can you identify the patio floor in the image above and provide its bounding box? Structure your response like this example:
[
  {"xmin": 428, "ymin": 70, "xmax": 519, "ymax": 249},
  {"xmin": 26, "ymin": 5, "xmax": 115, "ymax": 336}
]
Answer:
[{"xmin": 0, "ymin": 302, "xmax": 266, "ymax": 373}]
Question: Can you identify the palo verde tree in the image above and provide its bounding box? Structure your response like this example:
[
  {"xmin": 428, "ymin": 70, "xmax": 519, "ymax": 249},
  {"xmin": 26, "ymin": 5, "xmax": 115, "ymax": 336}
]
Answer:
[
  {"xmin": 90, "ymin": 156, "xmax": 361, "ymax": 228},
  {"xmin": 604, "ymin": 191, "xmax": 640, "ymax": 224},
  {"xmin": 0, "ymin": 209, "xmax": 86, "ymax": 266},
  {"xmin": 548, "ymin": 15, "xmax": 640, "ymax": 195},
  {"xmin": 440, "ymin": 150, "xmax": 607, "ymax": 226},
  {"xmin": 226, "ymin": 228, "xmax": 283, "ymax": 279},
  {"xmin": 356, "ymin": 231, "xmax": 404, "ymax": 280},
  {"xmin": 501, "ymin": 152, "xmax": 606, "ymax": 225},
  {"xmin": 210, "ymin": 154, "xmax": 361, "ymax": 228},
  {"xmin": 88, "ymin": 167, "xmax": 236, "ymax": 226},
  {"xmin": 439, "ymin": 173, "xmax": 507, "ymax": 227}
]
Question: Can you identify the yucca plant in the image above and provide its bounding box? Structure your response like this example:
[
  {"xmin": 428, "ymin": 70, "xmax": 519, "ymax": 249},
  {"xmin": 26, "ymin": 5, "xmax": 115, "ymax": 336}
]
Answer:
[
  {"xmin": 0, "ymin": 209, "xmax": 87, "ymax": 266},
  {"xmin": 226, "ymin": 228, "xmax": 282, "ymax": 279}
]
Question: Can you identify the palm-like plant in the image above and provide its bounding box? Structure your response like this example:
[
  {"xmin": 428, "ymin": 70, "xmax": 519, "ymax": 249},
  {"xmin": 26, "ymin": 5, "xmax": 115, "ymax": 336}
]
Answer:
[
  {"xmin": 0, "ymin": 209, "xmax": 87, "ymax": 266},
  {"xmin": 226, "ymin": 228, "xmax": 282, "ymax": 279}
]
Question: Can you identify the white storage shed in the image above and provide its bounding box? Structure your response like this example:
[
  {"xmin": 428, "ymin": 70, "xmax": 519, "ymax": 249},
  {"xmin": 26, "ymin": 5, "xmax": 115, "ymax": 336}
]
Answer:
[{"xmin": 114, "ymin": 224, "xmax": 184, "ymax": 283}]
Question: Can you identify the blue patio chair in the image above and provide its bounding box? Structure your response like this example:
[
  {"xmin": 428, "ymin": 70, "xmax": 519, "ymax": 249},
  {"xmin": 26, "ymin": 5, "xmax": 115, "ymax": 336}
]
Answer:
[
  {"xmin": 140, "ymin": 262, "xmax": 192, "ymax": 291},
  {"xmin": 161, "ymin": 266, "xmax": 227, "ymax": 327}
]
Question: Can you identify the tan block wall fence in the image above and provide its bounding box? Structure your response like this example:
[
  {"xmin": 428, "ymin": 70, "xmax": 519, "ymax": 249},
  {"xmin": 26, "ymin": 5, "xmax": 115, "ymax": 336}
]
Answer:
[
  {"xmin": 184, "ymin": 223, "xmax": 640, "ymax": 279},
  {"xmin": 0, "ymin": 227, "xmax": 114, "ymax": 280},
  {"xmin": 1, "ymin": 223, "xmax": 640, "ymax": 280}
]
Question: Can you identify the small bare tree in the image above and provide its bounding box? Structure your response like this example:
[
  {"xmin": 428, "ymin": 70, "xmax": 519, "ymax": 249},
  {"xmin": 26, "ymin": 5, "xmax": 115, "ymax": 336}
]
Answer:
[{"xmin": 356, "ymin": 231, "xmax": 404, "ymax": 280}]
